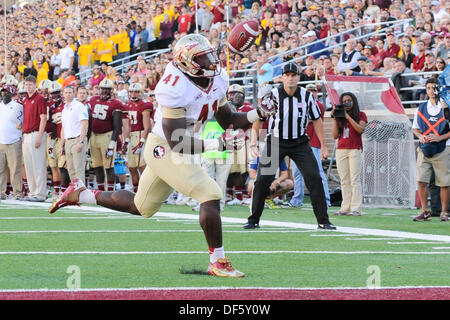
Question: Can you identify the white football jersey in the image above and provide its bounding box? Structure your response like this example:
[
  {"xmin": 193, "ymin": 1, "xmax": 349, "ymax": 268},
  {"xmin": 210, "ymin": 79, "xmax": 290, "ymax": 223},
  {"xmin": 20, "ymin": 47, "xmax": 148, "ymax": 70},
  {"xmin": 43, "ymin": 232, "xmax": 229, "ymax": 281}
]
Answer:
[{"xmin": 152, "ymin": 62, "xmax": 229, "ymax": 140}]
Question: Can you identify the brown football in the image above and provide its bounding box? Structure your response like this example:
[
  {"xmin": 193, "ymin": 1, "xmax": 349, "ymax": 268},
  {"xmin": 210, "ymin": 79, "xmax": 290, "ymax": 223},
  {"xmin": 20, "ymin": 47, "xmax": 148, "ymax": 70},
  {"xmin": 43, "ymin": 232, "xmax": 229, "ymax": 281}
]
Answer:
[{"xmin": 227, "ymin": 20, "xmax": 259, "ymax": 54}]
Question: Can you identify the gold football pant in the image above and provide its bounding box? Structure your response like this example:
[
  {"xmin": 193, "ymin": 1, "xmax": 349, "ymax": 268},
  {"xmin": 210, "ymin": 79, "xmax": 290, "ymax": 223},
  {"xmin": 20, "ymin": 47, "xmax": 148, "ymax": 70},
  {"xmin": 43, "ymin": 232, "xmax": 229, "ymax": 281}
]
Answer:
[{"xmin": 134, "ymin": 133, "xmax": 222, "ymax": 218}]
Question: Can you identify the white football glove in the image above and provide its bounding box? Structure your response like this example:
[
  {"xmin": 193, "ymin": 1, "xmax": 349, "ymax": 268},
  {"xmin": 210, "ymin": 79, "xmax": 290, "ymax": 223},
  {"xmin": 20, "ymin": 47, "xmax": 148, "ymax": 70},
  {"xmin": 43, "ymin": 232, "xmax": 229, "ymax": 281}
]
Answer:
[
  {"xmin": 48, "ymin": 139, "xmax": 56, "ymax": 159},
  {"xmin": 105, "ymin": 140, "xmax": 116, "ymax": 158},
  {"xmin": 257, "ymin": 92, "xmax": 278, "ymax": 119},
  {"xmin": 219, "ymin": 129, "xmax": 246, "ymax": 151}
]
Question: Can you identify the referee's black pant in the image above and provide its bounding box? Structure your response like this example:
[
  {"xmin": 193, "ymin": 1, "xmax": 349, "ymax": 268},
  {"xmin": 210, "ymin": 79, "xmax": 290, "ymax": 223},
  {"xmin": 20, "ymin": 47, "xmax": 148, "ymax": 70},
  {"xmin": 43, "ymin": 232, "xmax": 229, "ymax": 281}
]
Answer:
[{"xmin": 248, "ymin": 135, "xmax": 331, "ymax": 225}]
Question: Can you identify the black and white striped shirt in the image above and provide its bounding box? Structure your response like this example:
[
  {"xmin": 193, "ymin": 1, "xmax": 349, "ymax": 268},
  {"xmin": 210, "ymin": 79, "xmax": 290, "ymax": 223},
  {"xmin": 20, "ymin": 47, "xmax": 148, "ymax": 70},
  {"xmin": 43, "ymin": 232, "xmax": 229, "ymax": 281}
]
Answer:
[{"xmin": 268, "ymin": 86, "xmax": 322, "ymax": 139}]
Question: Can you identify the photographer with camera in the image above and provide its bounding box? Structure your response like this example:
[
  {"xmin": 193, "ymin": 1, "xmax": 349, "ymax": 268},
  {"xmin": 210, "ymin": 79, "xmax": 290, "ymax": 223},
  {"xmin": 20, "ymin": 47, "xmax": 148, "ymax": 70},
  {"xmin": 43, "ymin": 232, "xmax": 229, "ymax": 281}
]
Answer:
[
  {"xmin": 331, "ymin": 92, "xmax": 367, "ymax": 217},
  {"xmin": 412, "ymin": 78, "xmax": 450, "ymax": 222}
]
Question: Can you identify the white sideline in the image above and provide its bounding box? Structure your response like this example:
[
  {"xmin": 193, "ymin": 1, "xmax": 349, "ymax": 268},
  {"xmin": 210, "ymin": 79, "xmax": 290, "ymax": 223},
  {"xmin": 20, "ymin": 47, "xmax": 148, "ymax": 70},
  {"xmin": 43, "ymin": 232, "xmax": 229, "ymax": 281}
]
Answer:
[{"xmin": 2, "ymin": 199, "xmax": 450, "ymax": 243}]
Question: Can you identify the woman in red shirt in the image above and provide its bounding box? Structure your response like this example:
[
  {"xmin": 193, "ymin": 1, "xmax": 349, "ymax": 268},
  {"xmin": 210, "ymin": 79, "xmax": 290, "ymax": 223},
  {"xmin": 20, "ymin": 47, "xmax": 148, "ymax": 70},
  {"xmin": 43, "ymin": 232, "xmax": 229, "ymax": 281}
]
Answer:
[{"xmin": 331, "ymin": 92, "xmax": 367, "ymax": 216}]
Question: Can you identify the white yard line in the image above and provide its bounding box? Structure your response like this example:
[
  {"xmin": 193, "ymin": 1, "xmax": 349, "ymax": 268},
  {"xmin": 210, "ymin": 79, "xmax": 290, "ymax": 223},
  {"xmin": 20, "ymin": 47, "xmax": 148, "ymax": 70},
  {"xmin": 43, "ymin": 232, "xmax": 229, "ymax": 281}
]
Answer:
[
  {"xmin": 2, "ymin": 199, "xmax": 450, "ymax": 243},
  {"xmin": 0, "ymin": 229, "xmax": 319, "ymax": 234},
  {"xmin": 0, "ymin": 250, "xmax": 449, "ymax": 255}
]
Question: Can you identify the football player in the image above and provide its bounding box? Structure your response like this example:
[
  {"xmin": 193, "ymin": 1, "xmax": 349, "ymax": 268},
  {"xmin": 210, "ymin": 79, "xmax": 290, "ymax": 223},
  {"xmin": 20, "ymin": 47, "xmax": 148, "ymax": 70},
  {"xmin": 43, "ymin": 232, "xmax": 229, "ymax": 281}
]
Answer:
[
  {"xmin": 86, "ymin": 79, "xmax": 124, "ymax": 191},
  {"xmin": 16, "ymin": 81, "xmax": 27, "ymax": 104},
  {"xmin": 39, "ymin": 79, "xmax": 57, "ymax": 197},
  {"xmin": 48, "ymin": 82, "xmax": 70, "ymax": 197},
  {"xmin": 49, "ymin": 34, "xmax": 276, "ymax": 278},
  {"xmin": 226, "ymin": 84, "xmax": 254, "ymax": 205},
  {"xmin": 123, "ymin": 83, "xmax": 153, "ymax": 192}
]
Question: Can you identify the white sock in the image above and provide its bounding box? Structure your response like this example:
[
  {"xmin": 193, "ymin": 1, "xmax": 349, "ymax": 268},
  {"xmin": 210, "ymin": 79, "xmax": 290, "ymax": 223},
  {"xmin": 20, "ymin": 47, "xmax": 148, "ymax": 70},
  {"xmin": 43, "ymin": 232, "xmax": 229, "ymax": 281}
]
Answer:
[
  {"xmin": 209, "ymin": 246, "xmax": 225, "ymax": 264},
  {"xmin": 79, "ymin": 189, "xmax": 97, "ymax": 204}
]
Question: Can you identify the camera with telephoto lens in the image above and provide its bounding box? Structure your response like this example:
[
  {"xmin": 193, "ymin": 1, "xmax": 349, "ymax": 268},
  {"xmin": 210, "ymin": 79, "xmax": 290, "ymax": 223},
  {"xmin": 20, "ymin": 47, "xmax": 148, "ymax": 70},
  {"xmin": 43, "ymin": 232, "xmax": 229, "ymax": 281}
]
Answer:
[
  {"xmin": 433, "ymin": 85, "xmax": 440, "ymax": 101},
  {"xmin": 332, "ymin": 102, "xmax": 351, "ymax": 118}
]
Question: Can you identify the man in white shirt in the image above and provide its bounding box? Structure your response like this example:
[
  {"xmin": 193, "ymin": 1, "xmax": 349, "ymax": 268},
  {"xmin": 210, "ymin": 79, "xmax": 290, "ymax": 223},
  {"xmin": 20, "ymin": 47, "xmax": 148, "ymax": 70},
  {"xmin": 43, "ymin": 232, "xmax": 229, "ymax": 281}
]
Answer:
[
  {"xmin": 337, "ymin": 39, "xmax": 362, "ymax": 74},
  {"xmin": 58, "ymin": 39, "xmax": 75, "ymax": 73},
  {"xmin": 0, "ymin": 86, "xmax": 23, "ymax": 199},
  {"xmin": 59, "ymin": 86, "xmax": 89, "ymax": 182},
  {"xmin": 412, "ymin": 78, "xmax": 450, "ymax": 222}
]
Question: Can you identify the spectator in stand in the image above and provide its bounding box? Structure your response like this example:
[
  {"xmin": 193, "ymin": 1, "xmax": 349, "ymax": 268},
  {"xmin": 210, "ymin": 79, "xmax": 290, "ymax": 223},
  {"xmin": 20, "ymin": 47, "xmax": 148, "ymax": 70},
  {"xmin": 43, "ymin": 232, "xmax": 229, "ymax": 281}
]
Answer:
[
  {"xmin": 412, "ymin": 40, "xmax": 427, "ymax": 72},
  {"xmin": 305, "ymin": 30, "xmax": 329, "ymax": 59},
  {"xmin": 364, "ymin": 59, "xmax": 385, "ymax": 76},
  {"xmin": 211, "ymin": 0, "xmax": 226, "ymax": 31},
  {"xmin": 256, "ymin": 53, "xmax": 274, "ymax": 85},
  {"xmin": 78, "ymin": 36, "xmax": 93, "ymax": 73},
  {"xmin": 399, "ymin": 39, "xmax": 415, "ymax": 69},
  {"xmin": 337, "ymin": 39, "xmax": 362, "ymax": 74},
  {"xmin": 90, "ymin": 65, "xmax": 105, "ymax": 88},
  {"xmin": 269, "ymin": 48, "xmax": 283, "ymax": 78},
  {"xmin": 323, "ymin": 56, "xmax": 338, "ymax": 75},
  {"xmin": 58, "ymin": 38, "xmax": 75, "ymax": 74},
  {"xmin": 422, "ymin": 51, "xmax": 438, "ymax": 75},
  {"xmin": 420, "ymin": 32, "xmax": 433, "ymax": 50},
  {"xmin": 159, "ymin": 14, "xmax": 174, "ymax": 49},
  {"xmin": 177, "ymin": 6, "xmax": 191, "ymax": 35},
  {"xmin": 23, "ymin": 59, "xmax": 38, "ymax": 79},
  {"xmin": 381, "ymin": 57, "xmax": 396, "ymax": 75},
  {"xmin": 435, "ymin": 33, "xmax": 450, "ymax": 59},
  {"xmin": 374, "ymin": 38, "xmax": 386, "ymax": 67},
  {"xmin": 379, "ymin": 32, "xmax": 401, "ymax": 61},
  {"xmin": 436, "ymin": 56, "xmax": 447, "ymax": 72},
  {"xmin": 391, "ymin": 59, "xmax": 420, "ymax": 104}
]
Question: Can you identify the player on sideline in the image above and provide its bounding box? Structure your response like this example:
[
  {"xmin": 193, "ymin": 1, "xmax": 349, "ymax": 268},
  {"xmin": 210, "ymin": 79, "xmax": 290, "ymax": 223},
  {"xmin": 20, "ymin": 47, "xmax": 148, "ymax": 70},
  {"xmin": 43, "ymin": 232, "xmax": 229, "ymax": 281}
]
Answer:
[{"xmin": 49, "ymin": 34, "xmax": 276, "ymax": 278}]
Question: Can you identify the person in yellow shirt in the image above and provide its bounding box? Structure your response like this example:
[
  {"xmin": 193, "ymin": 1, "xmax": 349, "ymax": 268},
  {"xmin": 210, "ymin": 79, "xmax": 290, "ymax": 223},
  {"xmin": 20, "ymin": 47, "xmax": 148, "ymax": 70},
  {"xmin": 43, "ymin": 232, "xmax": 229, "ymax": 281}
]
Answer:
[
  {"xmin": 163, "ymin": 1, "xmax": 175, "ymax": 21},
  {"xmin": 117, "ymin": 26, "xmax": 131, "ymax": 62},
  {"xmin": 91, "ymin": 29, "xmax": 103, "ymax": 64},
  {"xmin": 153, "ymin": 7, "xmax": 165, "ymax": 44},
  {"xmin": 98, "ymin": 32, "xmax": 114, "ymax": 63},
  {"xmin": 77, "ymin": 36, "xmax": 93, "ymax": 73},
  {"xmin": 108, "ymin": 29, "xmax": 119, "ymax": 60},
  {"xmin": 36, "ymin": 60, "xmax": 49, "ymax": 86}
]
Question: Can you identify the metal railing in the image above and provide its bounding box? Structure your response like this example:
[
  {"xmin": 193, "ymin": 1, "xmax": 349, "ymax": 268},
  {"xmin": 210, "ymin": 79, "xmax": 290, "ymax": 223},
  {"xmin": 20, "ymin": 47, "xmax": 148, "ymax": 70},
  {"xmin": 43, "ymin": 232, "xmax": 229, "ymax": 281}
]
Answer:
[
  {"xmin": 246, "ymin": 19, "xmax": 412, "ymax": 69},
  {"xmin": 233, "ymin": 19, "xmax": 412, "ymax": 105},
  {"xmin": 76, "ymin": 48, "xmax": 171, "ymax": 85}
]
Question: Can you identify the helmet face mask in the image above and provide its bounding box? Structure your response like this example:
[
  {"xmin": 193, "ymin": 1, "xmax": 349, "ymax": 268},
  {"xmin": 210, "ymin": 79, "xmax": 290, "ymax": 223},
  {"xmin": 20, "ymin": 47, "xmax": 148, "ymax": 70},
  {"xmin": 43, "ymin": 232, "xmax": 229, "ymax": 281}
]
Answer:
[
  {"xmin": 100, "ymin": 88, "xmax": 112, "ymax": 100},
  {"xmin": 50, "ymin": 91, "xmax": 62, "ymax": 102},
  {"xmin": 129, "ymin": 90, "xmax": 141, "ymax": 102},
  {"xmin": 229, "ymin": 91, "xmax": 244, "ymax": 106},
  {"xmin": 191, "ymin": 49, "xmax": 219, "ymax": 77}
]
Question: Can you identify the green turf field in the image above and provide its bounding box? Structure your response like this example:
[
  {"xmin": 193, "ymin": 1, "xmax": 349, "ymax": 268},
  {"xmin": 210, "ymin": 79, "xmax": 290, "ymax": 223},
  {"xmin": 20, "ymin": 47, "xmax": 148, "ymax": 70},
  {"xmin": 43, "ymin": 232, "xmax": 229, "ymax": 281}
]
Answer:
[{"xmin": 0, "ymin": 200, "xmax": 449, "ymax": 290}]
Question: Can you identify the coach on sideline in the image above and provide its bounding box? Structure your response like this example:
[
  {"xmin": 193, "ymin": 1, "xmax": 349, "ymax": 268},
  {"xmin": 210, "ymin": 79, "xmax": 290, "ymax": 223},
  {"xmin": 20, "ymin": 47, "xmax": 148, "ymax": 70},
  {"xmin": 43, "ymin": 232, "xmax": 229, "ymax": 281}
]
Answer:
[
  {"xmin": 22, "ymin": 75, "xmax": 48, "ymax": 202},
  {"xmin": 59, "ymin": 86, "xmax": 89, "ymax": 182},
  {"xmin": 244, "ymin": 62, "xmax": 336, "ymax": 230},
  {"xmin": 0, "ymin": 85, "xmax": 23, "ymax": 199}
]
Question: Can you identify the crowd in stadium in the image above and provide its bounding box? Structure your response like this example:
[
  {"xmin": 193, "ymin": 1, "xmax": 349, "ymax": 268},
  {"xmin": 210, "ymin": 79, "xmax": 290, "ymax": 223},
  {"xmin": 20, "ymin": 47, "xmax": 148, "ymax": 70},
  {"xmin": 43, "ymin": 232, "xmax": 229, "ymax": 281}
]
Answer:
[{"xmin": 0, "ymin": 0, "xmax": 449, "ymax": 213}]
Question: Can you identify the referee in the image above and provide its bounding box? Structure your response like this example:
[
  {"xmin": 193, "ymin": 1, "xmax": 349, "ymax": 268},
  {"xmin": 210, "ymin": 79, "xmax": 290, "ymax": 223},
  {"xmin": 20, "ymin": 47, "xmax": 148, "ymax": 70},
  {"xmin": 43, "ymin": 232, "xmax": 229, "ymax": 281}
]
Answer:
[{"xmin": 244, "ymin": 62, "xmax": 336, "ymax": 230}]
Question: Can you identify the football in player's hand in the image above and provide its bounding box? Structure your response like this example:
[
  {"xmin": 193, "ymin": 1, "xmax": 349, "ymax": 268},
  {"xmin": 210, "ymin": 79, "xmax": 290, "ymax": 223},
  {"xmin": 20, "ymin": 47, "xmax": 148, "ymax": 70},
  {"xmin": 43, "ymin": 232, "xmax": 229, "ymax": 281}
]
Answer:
[{"xmin": 227, "ymin": 21, "xmax": 259, "ymax": 54}]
